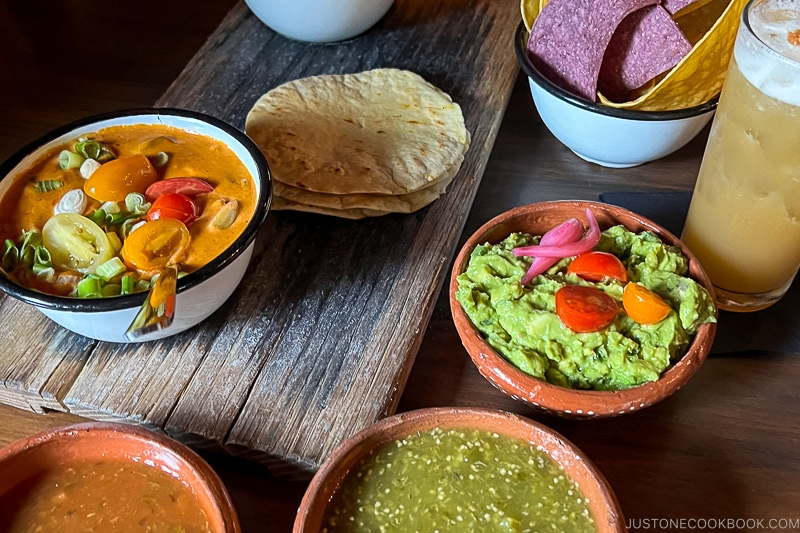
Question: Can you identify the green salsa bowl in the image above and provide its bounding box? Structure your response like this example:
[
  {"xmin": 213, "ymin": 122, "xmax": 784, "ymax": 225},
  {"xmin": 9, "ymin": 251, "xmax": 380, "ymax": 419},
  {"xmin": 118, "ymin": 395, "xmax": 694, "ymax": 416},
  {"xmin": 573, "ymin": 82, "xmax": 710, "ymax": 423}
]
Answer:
[
  {"xmin": 294, "ymin": 407, "xmax": 625, "ymax": 532},
  {"xmin": 449, "ymin": 200, "xmax": 717, "ymax": 419}
]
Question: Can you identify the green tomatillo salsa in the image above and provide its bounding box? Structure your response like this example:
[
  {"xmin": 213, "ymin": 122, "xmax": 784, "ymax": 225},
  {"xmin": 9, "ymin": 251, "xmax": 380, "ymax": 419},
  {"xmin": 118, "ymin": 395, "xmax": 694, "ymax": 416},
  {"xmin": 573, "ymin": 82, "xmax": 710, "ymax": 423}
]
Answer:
[
  {"xmin": 321, "ymin": 427, "xmax": 596, "ymax": 533},
  {"xmin": 455, "ymin": 225, "xmax": 716, "ymax": 391}
]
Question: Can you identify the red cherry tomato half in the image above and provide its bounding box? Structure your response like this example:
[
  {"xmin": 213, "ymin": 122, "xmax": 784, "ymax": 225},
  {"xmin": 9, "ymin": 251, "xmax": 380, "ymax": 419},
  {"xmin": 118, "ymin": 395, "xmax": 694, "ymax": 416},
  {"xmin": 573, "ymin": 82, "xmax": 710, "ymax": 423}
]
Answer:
[
  {"xmin": 147, "ymin": 193, "xmax": 199, "ymax": 225},
  {"xmin": 567, "ymin": 251, "xmax": 628, "ymax": 283},
  {"xmin": 145, "ymin": 177, "xmax": 214, "ymax": 202},
  {"xmin": 555, "ymin": 285, "xmax": 618, "ymax": 333}
]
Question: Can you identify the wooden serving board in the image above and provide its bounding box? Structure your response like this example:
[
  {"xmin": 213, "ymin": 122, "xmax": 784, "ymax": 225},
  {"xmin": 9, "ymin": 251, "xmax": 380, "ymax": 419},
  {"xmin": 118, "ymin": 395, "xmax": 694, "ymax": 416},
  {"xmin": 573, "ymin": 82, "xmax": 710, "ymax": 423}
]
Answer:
[{"xmin": 0, "ymin": 0, "xmax": 520, "ymax": 476}]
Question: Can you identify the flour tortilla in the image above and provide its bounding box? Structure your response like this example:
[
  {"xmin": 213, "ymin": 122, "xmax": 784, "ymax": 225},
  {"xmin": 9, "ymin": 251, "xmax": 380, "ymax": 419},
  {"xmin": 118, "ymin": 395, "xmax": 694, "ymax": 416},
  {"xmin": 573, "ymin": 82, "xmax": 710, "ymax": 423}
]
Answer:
[
  {"xmin": 271, "ymin": 197, "xmax": 390, "ymax": 220},
  {"xmin": 245, "ymin": 68, "xmax": 470, "ymax": 196},
  {"xmin": 272, "ymin": 168, "xmax": 454, "ymax": 213}
]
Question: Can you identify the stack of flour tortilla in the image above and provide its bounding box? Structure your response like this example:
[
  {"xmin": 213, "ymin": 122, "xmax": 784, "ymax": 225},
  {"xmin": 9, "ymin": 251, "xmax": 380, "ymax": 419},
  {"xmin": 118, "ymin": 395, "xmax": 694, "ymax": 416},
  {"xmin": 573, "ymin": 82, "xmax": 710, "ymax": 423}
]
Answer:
[{"xmin": 245, "ymin": 68, "xmax": 470, "ymax": 219}]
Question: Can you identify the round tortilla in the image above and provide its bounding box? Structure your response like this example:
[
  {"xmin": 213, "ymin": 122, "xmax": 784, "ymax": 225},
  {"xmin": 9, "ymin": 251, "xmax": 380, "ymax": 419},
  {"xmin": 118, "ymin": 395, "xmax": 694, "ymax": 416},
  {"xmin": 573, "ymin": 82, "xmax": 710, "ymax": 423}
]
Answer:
[
  {"xmin": 271, "ymin": 196, "xmax": 390, "ymax": 220},
  {"xmin": 272, "ymin": 166, "xmax": 455, "ymax": 213},
  {"xmin": 245, "ymin": 68, "xmax": 470, "ymax": 196}
]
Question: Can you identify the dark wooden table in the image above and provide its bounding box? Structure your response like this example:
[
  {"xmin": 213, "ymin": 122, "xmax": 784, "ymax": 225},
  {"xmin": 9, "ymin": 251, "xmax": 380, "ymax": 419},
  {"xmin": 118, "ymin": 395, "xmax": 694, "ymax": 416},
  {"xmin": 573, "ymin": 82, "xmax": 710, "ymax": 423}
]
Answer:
[{"xmin": 2, "ymin": 1, "xmax": 799, "ymax": 532}]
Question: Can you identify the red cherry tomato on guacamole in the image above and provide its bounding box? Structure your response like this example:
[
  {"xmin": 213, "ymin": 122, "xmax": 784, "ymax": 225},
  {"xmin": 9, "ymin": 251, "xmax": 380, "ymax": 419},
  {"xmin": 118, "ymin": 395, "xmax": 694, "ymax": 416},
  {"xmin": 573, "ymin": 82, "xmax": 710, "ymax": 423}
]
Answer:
[
  {"xmin": 147, "ymin": 193, "xmax": 198, "ymax": 225},
  {"xmin": 555, "ymin": 285, "xmax": 618, "ymax": 333},
  {"xmin": 84, "ymin": 155, "xmax": 158, "ymax": 202},
  {"xmin": 567, "ymin": 251, "xmax": 628, "ymax": 283},
  {"xmin": 145, "ymin": 177, "xmax": 214, "ymax": 202}
]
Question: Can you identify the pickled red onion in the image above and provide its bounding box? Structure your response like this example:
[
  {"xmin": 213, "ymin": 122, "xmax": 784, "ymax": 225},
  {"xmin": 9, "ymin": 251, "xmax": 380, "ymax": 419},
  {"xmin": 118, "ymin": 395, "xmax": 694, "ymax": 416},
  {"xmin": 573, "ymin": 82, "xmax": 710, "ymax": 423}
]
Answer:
[
  {"xmin": 519, "ymin": 217, "xmax": 584, "ymax": 285},
  {"xmin": 514, "ymin": 209, "xmax": 601, "ymax": 259}
]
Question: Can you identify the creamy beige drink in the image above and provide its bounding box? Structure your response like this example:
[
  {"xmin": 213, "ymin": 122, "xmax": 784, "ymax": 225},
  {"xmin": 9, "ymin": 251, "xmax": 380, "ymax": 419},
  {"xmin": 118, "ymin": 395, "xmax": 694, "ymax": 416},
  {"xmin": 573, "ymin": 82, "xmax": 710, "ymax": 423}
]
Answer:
[{"xmin": 682, "ymin": 0, "xmax": 800, "ymax": 311}]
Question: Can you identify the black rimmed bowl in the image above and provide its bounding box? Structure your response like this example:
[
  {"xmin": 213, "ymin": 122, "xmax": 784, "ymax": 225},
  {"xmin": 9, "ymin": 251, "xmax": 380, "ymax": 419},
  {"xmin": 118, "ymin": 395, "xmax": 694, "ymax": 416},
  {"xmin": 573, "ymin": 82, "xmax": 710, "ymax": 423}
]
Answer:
[
  {"xmin": 515, "ymin": 22, "xmax": 718, "ymax": 168},
  {"xmin": 0, "ymin": 109, "xmax": 272, "ymax": 343}
]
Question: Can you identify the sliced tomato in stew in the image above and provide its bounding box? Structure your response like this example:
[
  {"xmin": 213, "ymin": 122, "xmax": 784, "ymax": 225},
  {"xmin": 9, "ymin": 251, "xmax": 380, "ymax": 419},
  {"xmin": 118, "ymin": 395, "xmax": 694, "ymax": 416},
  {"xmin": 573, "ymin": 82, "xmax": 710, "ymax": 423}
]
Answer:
[
  {"xmin": 555, "ymin": 285, "xmax": 618, "ymax": 333},
  {"xmin": 145, "ymin": 177, "xmax": 214, "ymax": 201},
  {"xmin": 147, "ymin": 193, "xmax": 199, "ymax": 225}
]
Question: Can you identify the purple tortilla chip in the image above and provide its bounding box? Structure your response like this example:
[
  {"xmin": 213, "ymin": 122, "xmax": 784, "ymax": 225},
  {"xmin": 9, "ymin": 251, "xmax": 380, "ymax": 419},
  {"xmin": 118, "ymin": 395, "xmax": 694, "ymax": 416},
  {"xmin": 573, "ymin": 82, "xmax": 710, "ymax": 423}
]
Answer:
[
  {"xmin": 662, "ymin": 0, "xmax": 702, "ymax": 15},
  {"xmin": 598, "ymin": 5, "xmax": 692, "ymax": 102},
  {"xmin": 527, "ymin": 0, "xmax": 660, "ymax": 101}
]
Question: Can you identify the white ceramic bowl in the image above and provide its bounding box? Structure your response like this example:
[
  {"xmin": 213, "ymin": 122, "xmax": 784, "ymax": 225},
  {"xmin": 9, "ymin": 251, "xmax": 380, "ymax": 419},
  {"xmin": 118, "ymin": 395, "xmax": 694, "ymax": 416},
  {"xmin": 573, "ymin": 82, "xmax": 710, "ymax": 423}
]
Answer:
[
  {"xmin": 515, "ymin": 23, "xmax": 718, "ymax": 168},
  {"xmin": 244, "ymin": 0, "xmax": 394, "ymax": 43},
  {"xmin": 0, "ymin": 109, "xmax": 272, "ymax": 343}
]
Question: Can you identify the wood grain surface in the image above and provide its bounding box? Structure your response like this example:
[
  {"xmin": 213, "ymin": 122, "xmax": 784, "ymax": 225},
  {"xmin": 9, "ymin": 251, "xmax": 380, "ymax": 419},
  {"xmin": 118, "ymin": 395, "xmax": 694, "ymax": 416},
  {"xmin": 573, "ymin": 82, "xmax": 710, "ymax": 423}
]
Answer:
[
  {"xmin": 2, "ymin": 1, "xmax": 800, "ymax": 530},
  {"xmin": 0, "ymin": 0, "xmax": 520, "ymax": 476}
]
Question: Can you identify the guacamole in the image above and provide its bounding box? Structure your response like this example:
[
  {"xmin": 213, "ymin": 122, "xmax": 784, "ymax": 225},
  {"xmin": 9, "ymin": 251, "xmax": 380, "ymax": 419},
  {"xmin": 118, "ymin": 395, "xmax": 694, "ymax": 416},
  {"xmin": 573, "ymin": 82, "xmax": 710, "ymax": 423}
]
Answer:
[{"xmin": 455, "ymin": 226, "xmax": 716, "ymax": 391}]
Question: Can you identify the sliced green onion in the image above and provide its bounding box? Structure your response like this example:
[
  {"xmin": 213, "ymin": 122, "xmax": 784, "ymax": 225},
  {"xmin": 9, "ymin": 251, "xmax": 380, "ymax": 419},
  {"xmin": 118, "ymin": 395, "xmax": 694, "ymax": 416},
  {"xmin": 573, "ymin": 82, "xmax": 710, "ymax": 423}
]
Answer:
[
  {"xmin": 75, "ymin": 140, "xmax": 115, "ymax": 162},
  {"xmin": 2, "ymin": 239, "xmax": 19, "ymax": 272},
  {"xmin": 59, "ymin": 150, "xmax": 85, "ymax": 170},
  {"xmin": 120, "ymin": 274, "xmax": 136, "ymax": 295},
  {"xmin": 76, "ymin": 276, "xmax": 103, "ymax": 298},
  {"xmin": 33, "ymin": 180, "xmax": 65, "ymax": 193},
  {"xmin": 33, "ymin": 265, "xmax": 55, "ymax": 282},
  {"xmin": 107, "ymin": 211, "xmax": 139, "ymax": 226},
  {"xmin": 19, "ymin": 230, "xmax": 43, "ymax": 267},
  {"xmin": 135, "ymin": 279, "xmax": 150, "ymax": 292},
  {"xmin": 124, "ymin": 220, "xmax": 146, "ymax": 238},
  {"xmin": 102, "ymin": 283, "xmax": 121, "ymax": 297},
  {"xmin": 106, "ymin": 231, "xmax": 122, "ymax": 253},
  {"xmin": 33, "ymin": 245, "xmax": 51, "ymax": 268},
  {"xmin": 95, "ymin": 257, "xmax": 126, "ymax": 281},
  {"xmin": 89, "ymin": 208, "xmax": 107, "ymax": 227},
  {"xmin": 80, "ymin": 158, "xmax": 102, "ymax": 179},
  {"xmin": 54, "ymin": 189, "xmax": 87, "ymax": 215},
  {"xmin": 177, "ymin": 270, "xmax": 187, "ymax": 279},
  {"xmin": 153, "ymin": 151, "xmax": 169, "ymax": 168},
  {"xmin": 100, "ymin": 201, "xmax": 121, "ymax": 215},
  {"xmin": 125, "ymin": 192, "xmax": 150, "ymax": 215}
]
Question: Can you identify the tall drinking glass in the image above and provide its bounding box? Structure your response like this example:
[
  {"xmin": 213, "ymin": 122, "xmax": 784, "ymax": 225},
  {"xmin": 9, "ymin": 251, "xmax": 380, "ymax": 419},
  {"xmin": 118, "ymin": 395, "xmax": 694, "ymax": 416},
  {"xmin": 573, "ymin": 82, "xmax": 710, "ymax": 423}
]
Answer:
[{"xmin": 681, "ymin": 0, "xmax": 800, "ymax": 312}]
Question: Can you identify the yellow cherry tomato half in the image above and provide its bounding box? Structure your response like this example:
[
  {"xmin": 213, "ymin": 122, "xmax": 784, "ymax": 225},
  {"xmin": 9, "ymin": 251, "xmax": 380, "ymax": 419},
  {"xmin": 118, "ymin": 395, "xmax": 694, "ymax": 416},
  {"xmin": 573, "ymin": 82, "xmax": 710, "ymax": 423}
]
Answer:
[
  {"xmin": 121, "ymin": 219, "xmax": 190, "ymax": 273},
  {"xmin": 622, "ymin": 282, "xmax": 671, "ymax": 325},
  {"xmin": 42, "ymin": 213, "xmax": 114, "ymax": 274},
  {"xmin": 84, "ymin": 155, "xmax": 158, "ymax": 202}
]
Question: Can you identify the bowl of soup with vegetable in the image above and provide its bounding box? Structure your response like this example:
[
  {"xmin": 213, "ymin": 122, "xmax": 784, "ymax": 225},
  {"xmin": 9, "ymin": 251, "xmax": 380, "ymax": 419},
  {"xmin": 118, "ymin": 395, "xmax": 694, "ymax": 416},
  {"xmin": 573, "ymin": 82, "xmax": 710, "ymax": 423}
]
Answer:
[
  {"xmin": 295, "ymin": 407, "xmax": 625, "ymax": 532},
  {"xmin": 0, "ymin": 422, "xmax": 240, "ymax": 533},
  {"xmin": 0, "ymin": 108, "xmax": 271, "ymax": 342}
]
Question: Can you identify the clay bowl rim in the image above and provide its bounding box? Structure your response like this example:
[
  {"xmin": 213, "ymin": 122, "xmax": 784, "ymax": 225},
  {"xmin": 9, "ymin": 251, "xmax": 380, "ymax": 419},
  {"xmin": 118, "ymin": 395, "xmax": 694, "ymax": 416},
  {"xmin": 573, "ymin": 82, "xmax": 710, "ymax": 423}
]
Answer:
[
  {"xmin": 294, "ymin": 406, "xmax": 626, "ymax": 532},
  {"xmin": 0, "ymin": 421, "xmax": 241, "ymax": 533},
  {"xmin": 449, "ymin": 200, "xmax": 718, "ymax": 418}
]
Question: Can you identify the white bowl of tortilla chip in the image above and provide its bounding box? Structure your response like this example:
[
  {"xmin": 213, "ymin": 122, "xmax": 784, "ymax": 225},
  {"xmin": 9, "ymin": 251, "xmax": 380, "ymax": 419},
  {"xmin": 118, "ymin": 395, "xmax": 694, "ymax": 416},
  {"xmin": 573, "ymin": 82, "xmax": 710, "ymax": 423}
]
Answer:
[
  {"xmin": 515, "ymin": 23, "xmax": 717, "ymax": 168},
  {"xmin": 244, "ymin": 0, "xmax": 393, "ymax": 43}
]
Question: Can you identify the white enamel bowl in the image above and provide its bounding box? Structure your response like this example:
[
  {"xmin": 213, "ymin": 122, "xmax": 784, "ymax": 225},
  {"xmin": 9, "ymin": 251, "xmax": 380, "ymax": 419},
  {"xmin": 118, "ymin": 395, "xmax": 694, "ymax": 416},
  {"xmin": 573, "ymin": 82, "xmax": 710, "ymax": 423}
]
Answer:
[
  {"xmin": 0, "ymin": 109, "xmax": 272, "ymax": 343},
  {"xmin": 244, "ymin": 0, "xmax": 394, "ymax": 43},
  {"xmin": 515, "ymin": 23, "xmax": 718, "ymax": 168}
]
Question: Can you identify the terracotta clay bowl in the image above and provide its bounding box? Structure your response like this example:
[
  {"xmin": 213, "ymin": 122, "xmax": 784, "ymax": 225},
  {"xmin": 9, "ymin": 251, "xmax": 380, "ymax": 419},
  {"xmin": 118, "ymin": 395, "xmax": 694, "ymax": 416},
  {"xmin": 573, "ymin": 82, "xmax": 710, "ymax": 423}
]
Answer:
[
  {"xmin": 295, "ymin": 407, "xmax": 626, "ymax": 532},
  {"xmin": 0, "ymin": 422, "xmax": 240, "ymax": 532},
  {"xmin": 449, "ymin": 200, "xmax": 717, "ymax": 418}
]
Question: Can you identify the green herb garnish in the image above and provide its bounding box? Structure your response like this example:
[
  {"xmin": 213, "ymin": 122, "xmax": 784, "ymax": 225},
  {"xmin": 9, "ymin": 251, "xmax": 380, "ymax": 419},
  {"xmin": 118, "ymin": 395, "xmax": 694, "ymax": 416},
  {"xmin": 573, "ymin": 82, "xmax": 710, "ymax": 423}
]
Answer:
[
  {"xmin": 75, "ymin": 139, "xmax": 115, "ymax": 162},
  {"xmin": 58, "ymin": 150, "xmax": 85, "ymax": 170},
  {"xmin": 33, "ymin": 180, "xmax": 65, "ymax": 193}
]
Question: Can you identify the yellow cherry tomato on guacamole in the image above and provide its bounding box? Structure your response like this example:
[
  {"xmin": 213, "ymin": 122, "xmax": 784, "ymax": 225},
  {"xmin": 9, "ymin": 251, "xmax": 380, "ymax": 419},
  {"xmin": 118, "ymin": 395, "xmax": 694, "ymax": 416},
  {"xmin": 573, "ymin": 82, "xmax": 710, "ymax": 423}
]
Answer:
[
  {"xmin": 84, "ymin": 155, "xmax": 157, "ymax": 202},
  {"xmin": 121, "ymin": 219, "xmax": 190, "ymax": 273},
  {"xmin": 622, "ymin": 282, "xmax": 671, "ymax": 325}
]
